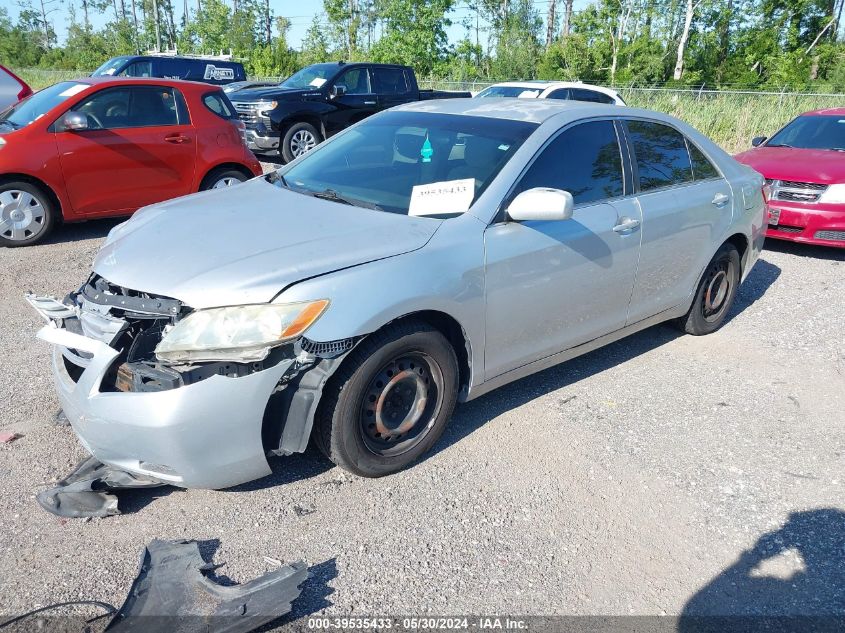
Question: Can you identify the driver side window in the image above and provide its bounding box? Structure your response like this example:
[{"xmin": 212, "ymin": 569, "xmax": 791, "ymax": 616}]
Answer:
[
  {"xmin": 74, "ymin": 86, "xmax": 181, "ymax": 129},
  {"xmin": 334, "ymin": 68, "xmax": 371, "ymax": 95}
]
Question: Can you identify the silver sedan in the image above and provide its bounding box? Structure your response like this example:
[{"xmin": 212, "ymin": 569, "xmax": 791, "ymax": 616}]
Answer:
[{"xmin": 29, "ymin": 99, "xmax": 766, "ymax": 489}]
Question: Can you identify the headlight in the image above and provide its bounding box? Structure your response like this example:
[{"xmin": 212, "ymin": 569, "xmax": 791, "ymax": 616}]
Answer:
[
  {"xmin": 155, "ymin": 299, "xmax": 329, "ymax": 364},
  {"xmin": 259, "ymin": 100, "xmax": 278, "ymax": 115},
  {"xmin": 818, "ymin": 183, "xmax": 845, "ymax": 204}
]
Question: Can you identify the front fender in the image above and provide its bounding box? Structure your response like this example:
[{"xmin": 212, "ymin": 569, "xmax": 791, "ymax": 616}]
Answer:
[{"xmin": 276, "ymin": 214, "xmax": 487, "ymax": 388}]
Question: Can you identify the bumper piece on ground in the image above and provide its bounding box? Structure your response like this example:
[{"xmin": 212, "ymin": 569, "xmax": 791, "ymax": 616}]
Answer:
[
  {"xmin": 106, "ymin": 539, "xmax": 307, "ymax": 633},
  {"xmin": 36, "ymin": 455, "xmax": 165, "ymax": 518}
]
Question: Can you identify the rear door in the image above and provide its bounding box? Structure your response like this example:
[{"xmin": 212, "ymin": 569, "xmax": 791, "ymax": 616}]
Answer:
[
  {"xmin": 624, "ymin": 119, "xmax": 734, "ymax": 323},
  {"xmin": 372, "ymin": 67, "xmax": 416, "ymax": 110},
  {"xmin": 55, "ymin": 84, "xmax": 196, "ymax": 216}
]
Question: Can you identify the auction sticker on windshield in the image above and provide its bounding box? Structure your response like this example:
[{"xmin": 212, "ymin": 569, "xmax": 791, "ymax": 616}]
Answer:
[{"xmin": 409, "ymin": 179, "xmax": 475, "ymax": 217}]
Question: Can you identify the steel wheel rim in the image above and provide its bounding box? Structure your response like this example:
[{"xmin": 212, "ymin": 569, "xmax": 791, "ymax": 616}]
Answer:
[
  {"xmin": 212, "ymin": 177, "xmax": 241, "ymax": 189},
  {"xmin": 0, "ymin": 189, "xmax": 46, "ymax": 242},
  {"xmin": 290, "ymin": 130, "xmax": 317, "ymax": 157},
  {"xmin": 359, "ymin": 353, "xmax": 443, "ymax": 457},
  {"xmin": 702, "ymin": 260, "xmax": 733, "ymax": 322}
]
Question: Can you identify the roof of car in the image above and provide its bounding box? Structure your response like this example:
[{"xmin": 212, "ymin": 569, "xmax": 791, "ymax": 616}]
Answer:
[
  {"xmin": 802, "ymin": 107, "xmax": 845, "ymax": 116},
  {"xmin": 483, "ymin": 81, "xmax": 621, "ymax": 96},
  {"xmin": 395, "ymin": 97, "xmax": 617, "ymax": 123},
  {"xmin": 74, "ymin": 76, "xmax": 220, "ymax": 91}
]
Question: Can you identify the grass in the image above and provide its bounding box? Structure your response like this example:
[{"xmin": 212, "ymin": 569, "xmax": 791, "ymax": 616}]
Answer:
[{"xmin": 17, "ymin": 68, "xmax": 845, "ymax": 153}]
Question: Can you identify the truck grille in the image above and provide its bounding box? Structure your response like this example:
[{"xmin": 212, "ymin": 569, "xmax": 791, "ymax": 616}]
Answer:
[
  {"xmin": 231, "ymin": 101, "xmax": 271, "ymax": 127},
  {"xmin": 770, "ymin": 180, "xmax": 828, "ymax": 204}
]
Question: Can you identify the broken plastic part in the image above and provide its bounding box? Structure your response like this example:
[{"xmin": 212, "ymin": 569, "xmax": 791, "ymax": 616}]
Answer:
[
  {"xmin": 105, "ymin": 539, "xmax": 308, "ymax": 633},
  {"xmin": 36, "ymin": 456, "xmax": 165, "ymax": 518}
]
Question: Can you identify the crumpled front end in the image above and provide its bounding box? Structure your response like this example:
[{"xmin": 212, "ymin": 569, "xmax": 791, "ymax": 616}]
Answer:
[{"xmin": 29, "ymin": 275, "xmax": 351, "ymax": 490}]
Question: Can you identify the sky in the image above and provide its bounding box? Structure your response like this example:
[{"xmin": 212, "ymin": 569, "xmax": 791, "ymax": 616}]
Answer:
[{"xmin": 0, "ymin": 0, "xmax": 590, "ymax": 50}]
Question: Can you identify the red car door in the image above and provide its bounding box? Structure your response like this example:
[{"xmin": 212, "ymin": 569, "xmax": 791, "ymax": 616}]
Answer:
[{"xmin": 55, "ymin": 84, "xmax": 196, "ymax": 216}]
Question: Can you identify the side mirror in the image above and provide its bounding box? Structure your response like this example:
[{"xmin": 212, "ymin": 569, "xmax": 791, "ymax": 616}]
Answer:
[
  {"xmin": 330, "ymin": 84, "xmax": 346, "ymax": 99},
  {"xmin": 507, "ymin": 187, "xmax": 574, "ymax": 222},
  {"xmin": 751, "ymin": 136, "xmax": 767, "ymax": 147},
  {"xmin": 60, "ymin": 111, "xmax": 89, "ymax": 132}
]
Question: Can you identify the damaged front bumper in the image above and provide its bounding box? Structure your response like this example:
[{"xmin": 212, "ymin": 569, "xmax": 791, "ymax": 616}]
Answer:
[{"xmin": 29, "ymin": 283, "xmax": 352, "ymax": 490}]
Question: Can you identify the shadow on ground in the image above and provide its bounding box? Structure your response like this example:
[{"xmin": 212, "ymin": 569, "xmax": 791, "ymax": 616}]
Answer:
[
  {"xmin": 764, "ymin": 238, "xmax": 845, "ymax": 262},
  {"xmin": 678, "ymin": 509, "xmax": 845, "ymax": 632},
  {"xmin": 38, "ymin": 217, "xmax": 124, "ymax": 246}
]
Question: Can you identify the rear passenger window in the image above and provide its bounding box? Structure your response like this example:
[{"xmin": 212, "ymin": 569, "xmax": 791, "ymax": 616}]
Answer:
[
  {"xmin": 570, "ymin": 88, "xmax": 614, "ymax": 104},
  {"xmin": 688, "ymin": 141, "xmax": 720, "ymax": 180},
  {"xmin": 546, "ymin": 88, "xmax": 570, "ymax": 100},
  {"xmin": 627, "ymin": 120, "xmax": 693, "ymax": 191},
  {"xmin": 203, "ymin": 92, "xmax": 235, "ymax": 119},
  {"xmin": 372, "ymin": 68, "xmax": 410, "ymax": 95},
  {"xmin": 516, "ymin": 120, "xmax": 624, "ymax": 205}
]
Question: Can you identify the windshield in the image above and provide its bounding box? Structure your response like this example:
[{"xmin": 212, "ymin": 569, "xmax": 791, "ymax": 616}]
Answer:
[
  {"xmin": 92, "ymin": 57, "xmax": 129, "ymax": 76},
  {"xmin": 277, "ymin": 111, "xmax": 537, "ymax": 216},
  {"xmin": 767, "ymin": 115, "xmax": 845, "ymax": 151},
  {"xmin": 476, "ymin": 85, "xmax": 541, "ymax": 99},
  {"xmin": 0, "ymin": 82, "xmax": 88, "ymax": 129},
  {"xmin": 279, "ymin": 64, "xmax": 339, "ymax": 90}
]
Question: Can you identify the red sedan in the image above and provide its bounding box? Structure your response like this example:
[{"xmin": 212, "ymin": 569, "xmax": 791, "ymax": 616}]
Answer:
[
  {"xmin": 735, "ymin": 108, "xmax": 845, "ymax": 248},
  {"xmin": 0, "ymin": 77, "xmax": 262, "ymax": 246}
]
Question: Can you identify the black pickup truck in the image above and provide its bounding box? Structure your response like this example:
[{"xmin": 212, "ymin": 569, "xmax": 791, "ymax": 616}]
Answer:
[{"xmin": 228, "ymin": 62, "xmax": 471, "ymax": 162}]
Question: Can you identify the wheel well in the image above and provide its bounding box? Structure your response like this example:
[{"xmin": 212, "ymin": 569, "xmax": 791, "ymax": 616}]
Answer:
[
  {"xmin": 0, "ymin": 173, "xmax": 62, "ymax": 222},
  {"xmin": 725, "ymin": 233, "xmax": 749, "ymax": 273},
  {"xmin": 199, "ymin": 163, "xmax": 255, "ymax": 189},
  {"xmin": 386, "ymin": 311, "xmax": 472, "ymax": 396},
  {"xmin": 282, "ymin": 116, "xmax": 324, "ymax": 140}
]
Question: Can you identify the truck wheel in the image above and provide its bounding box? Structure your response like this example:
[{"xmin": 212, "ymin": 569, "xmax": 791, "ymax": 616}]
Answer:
[
  {"xmin": 676, "ymin": 243, "xmax": 740, "ymax": 335},
  {"xmin": 0, "ymin": 181, "xmax": 56, "ymax": 247},
  {"xmin": 314, "ymin": 320, "xmax": 459, "ymax": 478},
  {"xmin": 282, "ymin": 122, "xmax": 321, "ymax": 162}
]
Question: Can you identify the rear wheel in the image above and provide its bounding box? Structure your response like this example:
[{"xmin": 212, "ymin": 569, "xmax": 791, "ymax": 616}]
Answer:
[
  {"xmin": 281, "ymin": 122, "xmax": 321, "ymax": 163},
  {"xmin": 0, "ymin": 181, "xmax": 56, "ymax": 247},
  {"xmin": 200, "ymin": 168, "xmax": 249, "ymax": 191},
  {"xmin": 677, "ymin": 243, "xmax": 741, "ymax": 335},
  {"xmin": 314, "ymin": 321, "xmax": 459, "ymax": 477}
]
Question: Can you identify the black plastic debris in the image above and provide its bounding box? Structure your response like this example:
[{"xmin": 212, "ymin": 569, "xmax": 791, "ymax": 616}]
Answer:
[
  {"xmin": 105, "ymin": 539, "xmax": 308, "ymax": 633},
  {"xmin": 36, "ymin": 456, "xmax": 165, "ymax": 518}
]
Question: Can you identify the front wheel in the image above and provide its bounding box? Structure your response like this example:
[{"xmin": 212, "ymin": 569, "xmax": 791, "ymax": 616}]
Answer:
[
  {"xmin": 281, "ymin": 122, "xmax": 321, "ymax": 163},
  {"xmin": 0, "ymin": 181, "xmax": 56, "ymax": 247},
  {"xmin": 314, "ymin": 321, "xmax": 459, "ymax": 477},
  {"xmin": 677, "ymin": 243, "xmax": 741, "ymax": 335}
]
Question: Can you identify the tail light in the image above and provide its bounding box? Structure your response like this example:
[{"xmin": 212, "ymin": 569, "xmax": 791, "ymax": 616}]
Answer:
[{"xmin": 234, "ymin": 119, "xmax": 247, "ymax": 145}]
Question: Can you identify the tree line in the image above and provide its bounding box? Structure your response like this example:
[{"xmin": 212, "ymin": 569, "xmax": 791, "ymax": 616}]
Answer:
[{"xmin": 2, "ymin": 0, "xmax": 845, "ymax": 90}]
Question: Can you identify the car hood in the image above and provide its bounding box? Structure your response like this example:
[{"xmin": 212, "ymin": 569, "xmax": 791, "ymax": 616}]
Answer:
[
  {"xmin": 733, "ymin": 146, "xmax": 845, "ymax": 183},
  {"xmin": 93, "ymin": 178, "xmax": 440, "ymax": 308},
  {"xmin": 228, "ymin": 87, "xmax": 313, "ymax": 101}
]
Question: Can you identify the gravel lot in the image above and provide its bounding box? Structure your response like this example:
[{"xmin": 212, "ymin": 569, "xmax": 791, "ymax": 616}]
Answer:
[{"xmin": 1, "ymin": 197, "xmax": 844, "ymax": 626}]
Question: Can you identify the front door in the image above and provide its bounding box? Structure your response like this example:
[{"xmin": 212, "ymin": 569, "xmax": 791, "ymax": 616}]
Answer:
[
  {"xmin": 324, "ymin": 67, "xmax": 378, "ymax": 137},
  {"xmin": 55, "ymin": 85, "xmax": 196, "ymax": 216},
  {"xmin": 484, "ymin": 119, "xmax": 642, "ymax": 378}
]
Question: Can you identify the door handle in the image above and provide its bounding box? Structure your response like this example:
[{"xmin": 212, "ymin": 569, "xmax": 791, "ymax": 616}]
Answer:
[
  {"xmin": 712, "ymin": 193, "xmax": 730, "ymax": 207},
  {"xmin": 612, "ymin": 216, "xmax": 641, "ymax": 233},
  {"xmin": 363, "ymin": 100, "xmax": 377, "ymax": 105},
  {"xmin": 164, "ymin": 134, "xmax": 190, "ymax": 144}
]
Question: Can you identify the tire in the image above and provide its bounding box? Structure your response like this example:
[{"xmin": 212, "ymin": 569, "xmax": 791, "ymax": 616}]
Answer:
[
  {"xmin": 676, "ymin": 243, "xmax": 741, "ymax": 335},
  {"xmin": 200, "ymin": 167, "xmax": 249, "ymax": 191},
  {"xmin": 314, "ymin": 320, "xmax": 459, "ymax": 478},
  {"xmin": 281, "ymin": 122, "xmax": 321, "ymax": 163},
  {"xmin": 0, "ymin": 181, "xmax": 56, "ymax": 247}
]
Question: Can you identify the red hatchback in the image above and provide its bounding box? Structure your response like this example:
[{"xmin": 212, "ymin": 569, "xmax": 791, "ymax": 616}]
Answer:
[
  {"xmin": 735, "ymin": 108, "xmax": 845, "ymax": 248},
  {"xmin": 0, "ymin": 77, "xmax": 262, "ymax": 246}
]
